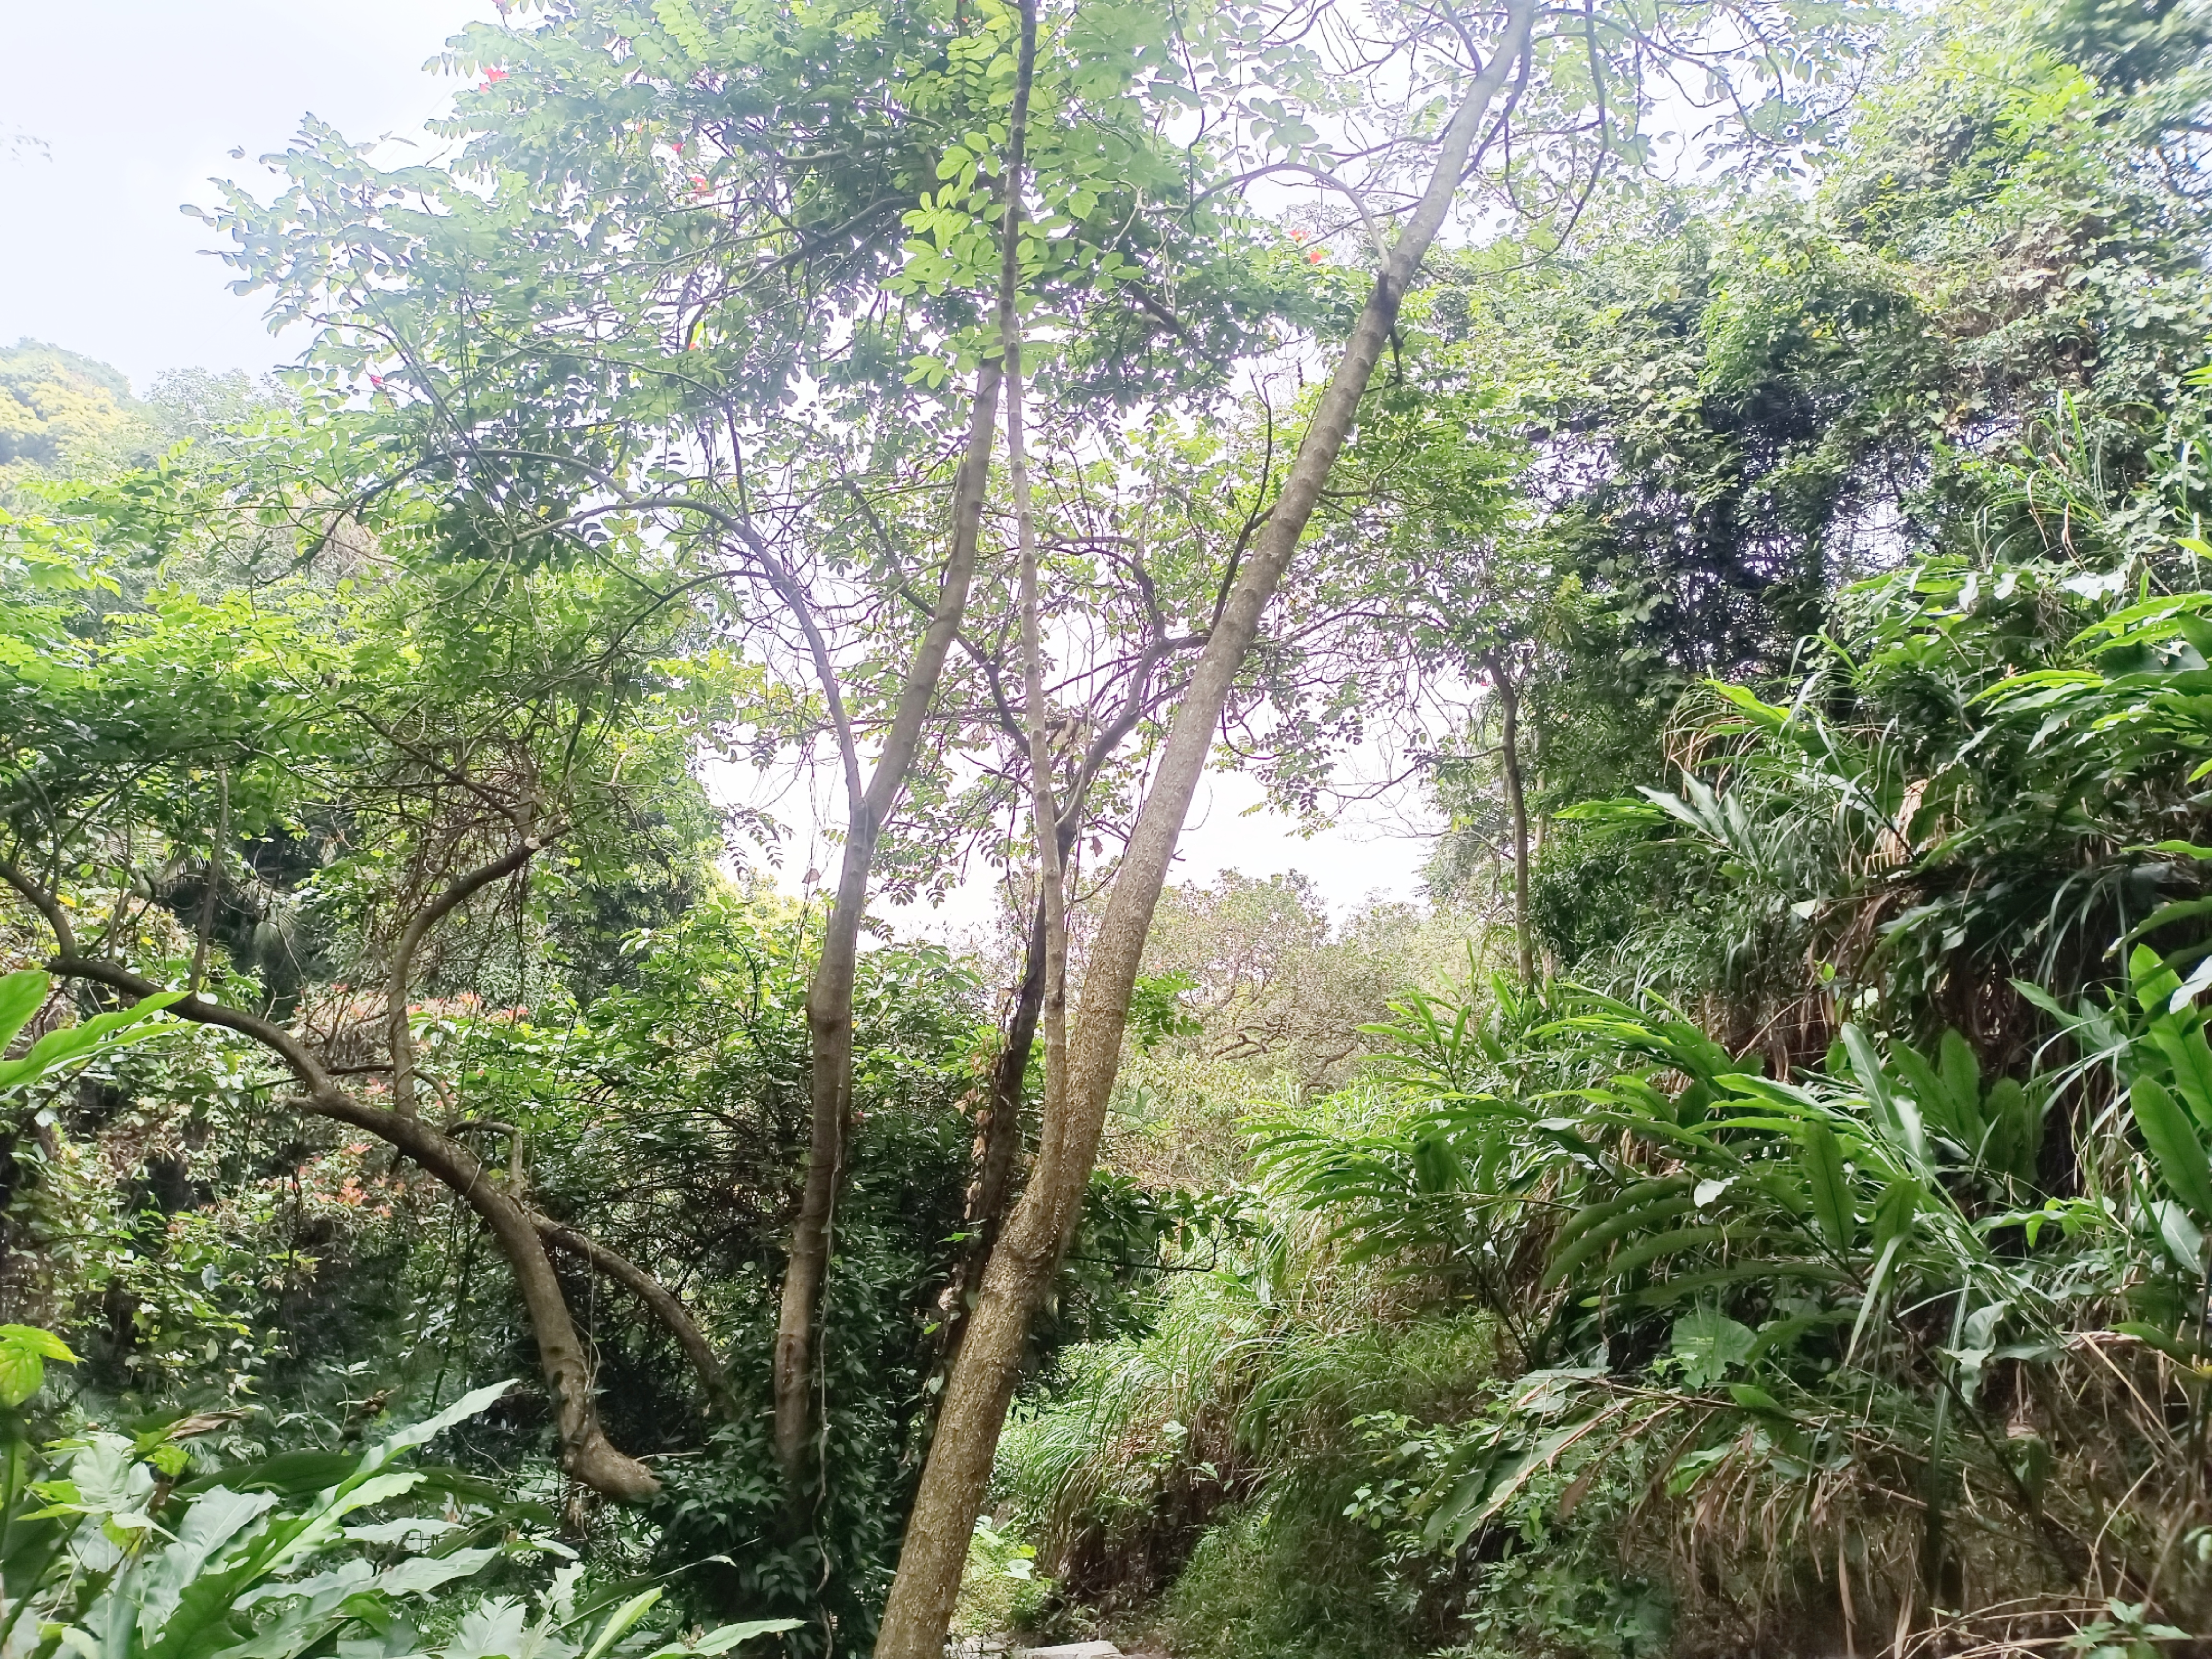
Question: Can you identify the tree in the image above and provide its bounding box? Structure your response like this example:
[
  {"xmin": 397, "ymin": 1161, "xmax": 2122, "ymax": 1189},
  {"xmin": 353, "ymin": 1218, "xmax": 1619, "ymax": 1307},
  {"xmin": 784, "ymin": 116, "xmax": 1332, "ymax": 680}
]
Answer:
[
  {"xmin": 201, "ymin": 0, "xmax": 1301, "ymax": 1493},
  {"xmin": 0, "ymin": 482, "xmax": 742, "ymax": 1499}
]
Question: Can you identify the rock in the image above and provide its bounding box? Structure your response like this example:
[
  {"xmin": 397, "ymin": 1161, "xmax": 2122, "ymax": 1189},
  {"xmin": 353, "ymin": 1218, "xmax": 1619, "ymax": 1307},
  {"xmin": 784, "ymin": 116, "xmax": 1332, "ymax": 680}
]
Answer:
[{"xmin": 1014, "ymin": 1644, "xmax": 1121, "ymax": 1659}]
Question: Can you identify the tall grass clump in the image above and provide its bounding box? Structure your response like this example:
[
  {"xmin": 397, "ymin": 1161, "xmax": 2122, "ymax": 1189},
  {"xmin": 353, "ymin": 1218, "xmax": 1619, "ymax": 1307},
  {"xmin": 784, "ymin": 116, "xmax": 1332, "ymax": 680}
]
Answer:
[{"xmin": 995, "ymin": 1094, "xmax": 1520, "ymax": 1653}]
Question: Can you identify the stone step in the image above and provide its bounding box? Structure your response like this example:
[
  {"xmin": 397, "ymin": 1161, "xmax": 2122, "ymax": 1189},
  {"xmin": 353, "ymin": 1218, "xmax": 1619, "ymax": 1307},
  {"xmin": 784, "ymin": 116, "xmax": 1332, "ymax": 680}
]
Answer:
[{"xmin": 1013, "ymin": 1644, "xmax": 1121, "ymax": 1659}]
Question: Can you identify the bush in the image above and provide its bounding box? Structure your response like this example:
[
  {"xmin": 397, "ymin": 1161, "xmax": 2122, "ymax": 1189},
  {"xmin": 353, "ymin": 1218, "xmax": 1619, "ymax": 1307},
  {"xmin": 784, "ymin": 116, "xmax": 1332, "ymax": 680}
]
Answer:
[{"xmin": 950, "ymin": 1515, "xmax": 1052, "ymax": 1638}]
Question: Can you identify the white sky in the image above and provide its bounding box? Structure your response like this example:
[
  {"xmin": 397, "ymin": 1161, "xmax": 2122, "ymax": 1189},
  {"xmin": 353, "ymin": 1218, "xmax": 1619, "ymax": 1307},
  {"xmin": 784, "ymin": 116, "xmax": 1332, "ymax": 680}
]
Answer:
[{"xmin": 0, "ymin": 0, "xmax": 1438, "ymax": 923}]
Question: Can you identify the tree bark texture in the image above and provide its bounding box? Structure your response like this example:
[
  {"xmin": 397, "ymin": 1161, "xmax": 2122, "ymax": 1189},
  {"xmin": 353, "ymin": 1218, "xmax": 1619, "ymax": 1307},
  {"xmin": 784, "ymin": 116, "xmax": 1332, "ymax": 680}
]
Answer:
[
  {"xmin": 943, "ymin": 897, "xmax": 1047, "ymax": 1368},
  {"xmin": 872, "ymin": 6, "xmax": 1539, "ymax": 1649}
]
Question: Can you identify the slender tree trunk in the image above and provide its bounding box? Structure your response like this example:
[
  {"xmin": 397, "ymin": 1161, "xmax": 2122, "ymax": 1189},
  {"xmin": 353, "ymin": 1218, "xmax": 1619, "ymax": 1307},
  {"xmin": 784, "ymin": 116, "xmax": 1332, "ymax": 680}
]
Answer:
[
  {"xmin": 768, "ymin": 382, "xmax": 997, "ymax": 1476},
  {"xmin": 1001, "ymin": 83, "xmax": 1071, "ymax": 1388},
  {"xmin": 943, "ymin": 898, "xmax": 1047, "ymax": 1368},
  {"xmin": 1484, "ymin": 649, "xmax": 1534, "ymax": 985},
  {"xmin": 769, "ymin": 5, "xmax": 1041, "ymax": 1479},
  {"xmin": 873, "ymin": 8, "xmax": 1537, "ymax": 1649}
]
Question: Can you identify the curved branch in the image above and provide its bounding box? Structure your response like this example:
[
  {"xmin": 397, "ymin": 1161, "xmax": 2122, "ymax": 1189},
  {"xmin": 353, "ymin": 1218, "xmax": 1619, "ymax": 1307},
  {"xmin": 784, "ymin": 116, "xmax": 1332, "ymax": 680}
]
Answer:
[
  {"xmin": 532, "ymin": 1215, "xmax": 737, "ymax": 1420},
  {"xmin": 0, "ymin": 858, "xmax": 78, "ymax": 960},
  {"xmin": 388, "ymin": 835, "xmax": 551, "ymax": 1118},
  {"xmin": 34, "ymin": 938, "xmax": 660, "ymax": 1503}
]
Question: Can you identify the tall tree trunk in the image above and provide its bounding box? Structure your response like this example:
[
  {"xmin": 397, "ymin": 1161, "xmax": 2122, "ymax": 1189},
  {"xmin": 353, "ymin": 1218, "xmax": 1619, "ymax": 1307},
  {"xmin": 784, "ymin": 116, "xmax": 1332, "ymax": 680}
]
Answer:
[
  {"xmin": 872, "ymin": 7, "xmax": 1537, "ymax": 1650},
  {"xmin": 1001, "ymin": 84, "xmax": 1070, "ymax": 1393},
  {"xmin": 769, "ymin": 1, "xmax": 1040, "ymax": 1482},
  {"xmin": 1484, "ymin": 649, "xmax": 1534, "ymax": 985},
  {"xmin": 943, "ymin": 896, "xmax": 1047, "ymax": 1369},
  {"xmin": 768, "ymin": 378, "xmax": 998, "ymax": 1479}
]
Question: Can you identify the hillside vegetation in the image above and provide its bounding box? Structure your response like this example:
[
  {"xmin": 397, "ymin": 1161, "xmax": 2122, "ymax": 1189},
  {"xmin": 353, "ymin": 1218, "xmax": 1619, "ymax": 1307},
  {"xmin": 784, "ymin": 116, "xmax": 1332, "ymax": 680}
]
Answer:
[{"xmin": 6, "ymin": 0, "xmax": 2212, "ymax": 1654}]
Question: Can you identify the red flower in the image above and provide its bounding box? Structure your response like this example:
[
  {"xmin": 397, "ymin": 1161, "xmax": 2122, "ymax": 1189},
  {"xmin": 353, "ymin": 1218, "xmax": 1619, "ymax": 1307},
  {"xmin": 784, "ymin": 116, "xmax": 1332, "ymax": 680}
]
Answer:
[
  {"xmin": 368, "ymin": 374, "xmax": 384, "ymax": 388},
  {"xmin": 1307, "ymin": 249, "xmax": 1324, "ymax": 264},
  {"xmin": 484, "ymin": 67, "xmax": 509, "ymax": 82}
]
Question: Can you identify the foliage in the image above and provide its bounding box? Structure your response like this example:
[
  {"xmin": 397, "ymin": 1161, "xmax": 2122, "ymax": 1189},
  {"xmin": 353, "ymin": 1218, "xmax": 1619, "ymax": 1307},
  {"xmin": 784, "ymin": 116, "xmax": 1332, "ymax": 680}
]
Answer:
[
  {"xmin": 0, "ymin": 1355, "xmax": 795, "ymax": 1659},
  {"xmin": 16, "ymin": 0, "xmax": 2212, "ymax": 1649},
  {"xmin": 0, "ymin": 971, "xmax": 179, "ymax": 1098},
  {"xmin": 948, "ymin": 1515, "xmax": 1048, "ymax": 1638}
]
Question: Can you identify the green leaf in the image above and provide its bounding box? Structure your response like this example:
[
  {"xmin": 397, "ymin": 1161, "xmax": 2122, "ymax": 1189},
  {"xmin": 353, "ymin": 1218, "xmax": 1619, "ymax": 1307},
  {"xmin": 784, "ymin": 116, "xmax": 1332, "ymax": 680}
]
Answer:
[
  {"xmin": 1872, "ymin": 1179, "xmax": 1918, "ymax": 1257},
  {"xmin": 362, "ymin": 1379, "xmax": 515, "ymax": 1469},
  {"xmin": 1800, "ymin": 1121, "xmax": 1853, "ymax": 1250},
  {"xmin": 2151, "ymin": 1021, "xmax": 2212, "ymax": 1131},
  {"xmin": 2153, "ymin": 1197, "xmax": 2205, "ymax": 1274},
  {"xmin": 371, "ymin": 1546, "xmax": 502, "ymax": 1598},
  {"xmin": 661, "ymin": 1622, "xmax": 806, "ymax": 1658},
  {"xmin": 1541, "ymin": 1190, "xmax": 1698, "ymax": 1289},
  {"xmin": 1936, "ymin": 1030, "xmax": 1984, "ymax": 1141},
  {"xmin": 1841, "ymin": 1024, "xmax": 1925, "ymax": 1166},
  {"xmin": 2131, "ymin": 1078, "xmax": 2212, "ymax": 1221},
  {"xmin": 0, "ymin": 970, "xmax": 48, "ymax": 1053},
  {"xmin": 1725, "ymin": 1383, "xmax": 1792, "ymax": 1418},
  {"xmin": 1887, "ymin": 1040, "xmax": 1958, "ymax": 1142},
  {"xmin": 0, "ymin": 992, "xmax": 182, "ymax": 1095},
  {"xmin": 2131, "ymin": 945, "xmax": 2185, "ymax": 1015},
  {"xmin": 1670, "ymin": 1308, "xmax": 1755, "ymax": 1388},
  {"xmin": 583, "ymin": 1588, "xmax": 663, "ymax": 1659},
  {"xmin": 0, "ymin": 1326, "xmax": 76, "ymax": 1407}
]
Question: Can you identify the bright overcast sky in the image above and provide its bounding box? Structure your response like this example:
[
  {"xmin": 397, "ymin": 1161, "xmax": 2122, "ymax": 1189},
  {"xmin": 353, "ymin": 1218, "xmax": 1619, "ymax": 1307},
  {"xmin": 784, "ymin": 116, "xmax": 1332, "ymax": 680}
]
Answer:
[{"xmin": 0, "ymin": 0, "xmax": 1438, "ymax": 923}]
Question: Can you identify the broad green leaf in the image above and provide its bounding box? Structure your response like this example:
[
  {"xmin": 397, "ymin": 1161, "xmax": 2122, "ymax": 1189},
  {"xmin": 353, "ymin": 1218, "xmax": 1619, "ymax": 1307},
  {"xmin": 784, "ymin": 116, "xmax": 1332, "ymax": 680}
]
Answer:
[
  {"xmin": 0, "ymin": 992, "xmax": 182, "ymax": 1094},
  {"xmin": 0, "ymin": 1325, "xmax": 76, "ymax": 1408},
  {"xmin": 0, "ymin": 970, "xmax": 46, "ymax": 1053},
  {"xmin": 2153, "ymin": 1198, "xmax": 2205, "ymax": 1274},
  {"xmin": 1936, "ymin": 1030, "xmax": 1984, "ymax": 1141},
  {"xmin": 2151, "ymin": 1021, "xmax": 2212, "ymax": 1131},
  {"xmin": 665, "ymin": 1620, "xmax": 805, "ymax": 1656},
  {"xmin": 2132, "ymin": 945, "xmax": 2185, "ymax": 1015},
  {"xmin": 372, "ymin": 1546, "xmax": 503, "ymax": 1599},
  {"xmin": 1799, "ymin": 1122, "xmax": 1852, "ymax": 1250},
  {"xmin": 364, "ymin": 1380, "xmax": 516, "ymax": 1467},
  {"xmin": 1726, "ymin": 1383, "xmax": 1791, "ymax": 1417},
  {"xmin": 1670, "ymin": 1308, "xmax": 1755, "ymax": 1388},
  {"xmin": 2130, "ymin": 1078, "xmax": 2212, "ymax": 1220},
  {"xmin": 582, "ymin": 1587, "xmax": 662, "ymax": 1659},
  {"xmin": 1841, "ymin": 1024, "xmax": 1925, "ymax": 1167}
]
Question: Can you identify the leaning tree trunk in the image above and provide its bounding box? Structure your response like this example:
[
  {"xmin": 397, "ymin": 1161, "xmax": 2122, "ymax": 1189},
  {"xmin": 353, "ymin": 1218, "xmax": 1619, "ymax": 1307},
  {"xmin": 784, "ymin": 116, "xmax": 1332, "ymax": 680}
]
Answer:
[
  {"xmin": 7, "ymin": 850, "xmax": 672, "ymax": 1502},
  {"xmin": 872, "ymin": 6, "xmax": 1538, "ymax": 1649}
]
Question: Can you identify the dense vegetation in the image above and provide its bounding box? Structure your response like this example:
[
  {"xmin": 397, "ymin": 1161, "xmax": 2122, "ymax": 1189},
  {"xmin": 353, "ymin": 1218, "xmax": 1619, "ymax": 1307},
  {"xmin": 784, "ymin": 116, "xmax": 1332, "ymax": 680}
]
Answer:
[{"xmin": 7, "ymin": 0, "xmax": 2212, "ymax": 1652}]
